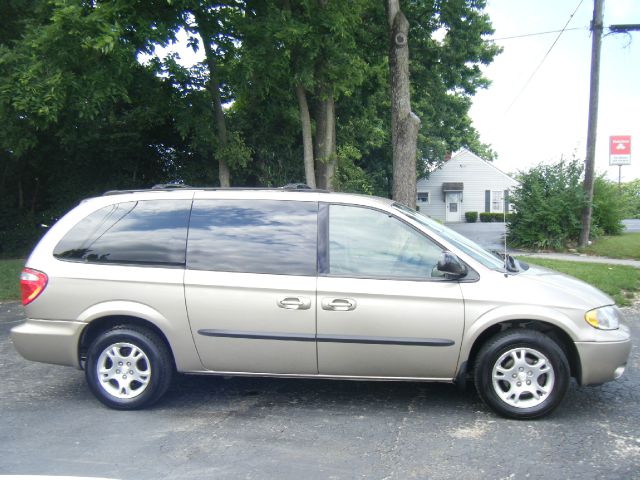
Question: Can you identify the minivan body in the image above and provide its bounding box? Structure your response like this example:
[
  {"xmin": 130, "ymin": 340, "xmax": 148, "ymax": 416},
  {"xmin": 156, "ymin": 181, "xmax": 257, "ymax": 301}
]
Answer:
[{"xmin": 11, "ymin": 188, "xmax": 631, "ymax": 418}]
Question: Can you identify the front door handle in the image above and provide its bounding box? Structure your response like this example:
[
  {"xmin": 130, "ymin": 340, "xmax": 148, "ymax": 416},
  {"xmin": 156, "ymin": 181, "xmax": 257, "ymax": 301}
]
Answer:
[
  {"xmin": 277, "ymin": 296, "xmax": 311, "ymax": 310},
  {"xmin": 321, "ymin": 298, "xmax": 357, "ymax": 311}
]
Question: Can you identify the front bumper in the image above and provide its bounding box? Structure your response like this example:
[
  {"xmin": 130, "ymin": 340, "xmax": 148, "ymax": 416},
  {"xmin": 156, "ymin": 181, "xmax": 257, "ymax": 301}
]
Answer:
[
  {"xmin": 11, "ymin": 319, "xmax": 86, "ymax": 368},
  {"xmin": 575, "ymin": 334, "xmax": 632, "ymax": 385}
]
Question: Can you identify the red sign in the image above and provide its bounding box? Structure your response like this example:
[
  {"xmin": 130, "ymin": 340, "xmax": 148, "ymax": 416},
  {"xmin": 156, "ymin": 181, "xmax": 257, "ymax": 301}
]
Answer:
[
  {"xmin": 609, "ymin": 135, "xmax": 631, "ymax": 166},
  {"xmin": 610, "ymin": 136, "xmax": 631, "ymax": 155}
]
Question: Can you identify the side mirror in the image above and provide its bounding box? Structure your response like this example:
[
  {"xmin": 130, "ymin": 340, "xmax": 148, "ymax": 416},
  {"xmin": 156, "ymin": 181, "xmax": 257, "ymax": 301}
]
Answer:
[{"xmin": 437, "ymin": 251, "xmax": 467, "ymax": 279}]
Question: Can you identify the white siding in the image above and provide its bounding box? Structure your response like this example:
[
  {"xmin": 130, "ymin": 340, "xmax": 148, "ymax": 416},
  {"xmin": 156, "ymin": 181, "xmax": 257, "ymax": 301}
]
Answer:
[{"xmin": 416, "ymin": 149, "xmax": 519, "ymax": 222}]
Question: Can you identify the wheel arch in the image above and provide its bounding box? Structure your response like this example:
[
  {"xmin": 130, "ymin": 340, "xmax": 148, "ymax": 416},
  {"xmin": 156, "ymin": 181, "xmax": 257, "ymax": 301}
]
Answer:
[
  {"xmin": 462, "ymin": 319, "xmax": 581, "ymax": 383},
  {"xmin": 78, "ymin": 315, "xmax": 175, "ymax": 370}
]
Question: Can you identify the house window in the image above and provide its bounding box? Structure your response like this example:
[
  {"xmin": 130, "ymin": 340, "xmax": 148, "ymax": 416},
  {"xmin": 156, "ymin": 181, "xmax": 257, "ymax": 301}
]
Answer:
[
  {"xmin": 491, "ymin": 191, "xmax": 504, "ymax": 213},
  {"xmin": 417, "ymin": 192, "xmax": 430, "ymax": 204}
]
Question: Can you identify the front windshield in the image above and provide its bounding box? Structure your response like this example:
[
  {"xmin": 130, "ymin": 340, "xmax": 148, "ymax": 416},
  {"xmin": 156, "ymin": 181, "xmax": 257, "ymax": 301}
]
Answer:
[{"xmin": 392, "ymin": 203, "xmax": 507, "ymax": 272}]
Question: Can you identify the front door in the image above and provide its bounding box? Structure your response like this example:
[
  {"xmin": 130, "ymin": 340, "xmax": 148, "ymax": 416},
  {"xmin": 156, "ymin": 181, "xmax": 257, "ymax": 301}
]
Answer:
[
  {"xmin": 445, "ymin": 192, "xmax": 462, "ymax": 222},
  {"xmin": 184, "ymin": 197, "xmax": 319, "ymax": 374},
  {"xmin": 316, "ymin": 204, "xmax": 465, "ymax": 379}
]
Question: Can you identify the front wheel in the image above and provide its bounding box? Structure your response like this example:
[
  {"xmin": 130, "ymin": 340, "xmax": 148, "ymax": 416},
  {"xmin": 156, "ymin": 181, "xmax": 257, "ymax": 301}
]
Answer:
[
  {"xmin": 85, "ymin": 326, "xmax": 173, "ymax": 410},
  {"xmin": 474, "ymin": 329, "xmax": 570, "ymax": 419}
]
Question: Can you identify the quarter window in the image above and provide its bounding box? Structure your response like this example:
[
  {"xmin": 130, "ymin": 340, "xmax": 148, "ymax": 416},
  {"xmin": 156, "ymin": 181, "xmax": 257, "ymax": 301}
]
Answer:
[
  {"xmin": 328, "ymin": 205, "xmax": 443, "ymax": 279},
  {"xmin": 187, "ymin": 200, "xmax": 318, "ymax": 276},
  {"xmin": 54, "ymin": 200, "xmax": 191, "ymax": 266}
]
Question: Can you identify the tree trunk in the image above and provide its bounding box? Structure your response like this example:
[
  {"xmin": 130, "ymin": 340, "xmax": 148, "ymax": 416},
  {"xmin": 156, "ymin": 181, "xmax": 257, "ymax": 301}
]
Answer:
[
  {"xmin": 196, "ymin": 13, "xmax": 231, "ymax": 187},
  {"xmin": 295, "ymin": 84, "xmax": 316, "ymax": 188},
  {"xmin": 30, "ymin": 177, "xmax": 39, "ymax": 214},
  {"xmin": 314, "ymin": 95, "xmax": 327, "ymax": 189},
  {"xmin": 314, "ymin": 89, "xmax": 337, "ymax": 190},
  {"xmin": 324, "ymin": 92, "xmax": 336, "ymax": 190},
  {"xmin": 388, "ymin": 1, "xmax": 420, "ymax": 208}
]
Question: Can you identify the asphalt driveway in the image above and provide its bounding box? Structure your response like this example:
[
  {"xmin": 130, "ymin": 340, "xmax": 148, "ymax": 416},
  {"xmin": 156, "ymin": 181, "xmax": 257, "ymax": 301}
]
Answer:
[
  {"xmin": 1, "ymin": 301, "xmax": 639, "ymax": 480},
  {"xmin": 447, "ymin": 219, "xmax": 640, "ymax": 252}
]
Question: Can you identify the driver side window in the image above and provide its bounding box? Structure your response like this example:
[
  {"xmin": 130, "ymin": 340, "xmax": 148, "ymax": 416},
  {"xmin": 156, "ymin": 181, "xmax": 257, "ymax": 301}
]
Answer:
[{"xmin": 329, "ymin": 205, "xmax": 443, "ymax": 279}]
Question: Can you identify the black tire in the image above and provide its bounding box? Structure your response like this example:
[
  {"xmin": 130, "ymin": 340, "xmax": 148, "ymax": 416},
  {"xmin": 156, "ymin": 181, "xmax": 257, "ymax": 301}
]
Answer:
[
  {"xmin": 85, "ymin": 326, "xmax": 173, "ymax": 410},
  {"xmin": 474, "ymin": 329, "xmax": 570, "ymax": 419}
]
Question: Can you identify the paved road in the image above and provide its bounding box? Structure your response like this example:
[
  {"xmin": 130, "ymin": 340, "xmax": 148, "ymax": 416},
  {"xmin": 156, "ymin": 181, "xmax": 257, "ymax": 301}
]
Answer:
[
  {"xmin": 448, "ymin": 219, "xmax": 639, "ymax": 253},
  {"xmin": 623, "ymin": 219, "xmax": 640, "ymax": 233},
  {"xmin": 1, "ymin": 302, "xmax": 639, "ymax": 479},
  {"xmin": 446, "ymin": 222, "xmax": 516, "ymax": 253}
]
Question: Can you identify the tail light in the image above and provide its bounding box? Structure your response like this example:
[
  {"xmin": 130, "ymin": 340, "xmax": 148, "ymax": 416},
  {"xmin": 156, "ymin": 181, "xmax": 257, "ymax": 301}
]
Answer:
[{"xmin": 20, "ymin": 268, "xmax": 48, "ymax": 305}]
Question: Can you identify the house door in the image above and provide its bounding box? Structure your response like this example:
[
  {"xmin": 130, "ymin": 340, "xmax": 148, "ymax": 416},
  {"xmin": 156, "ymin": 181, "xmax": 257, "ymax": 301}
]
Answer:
[{"xmin": 445, "ymin": 192, "xmax": 462, "ymax": 222}]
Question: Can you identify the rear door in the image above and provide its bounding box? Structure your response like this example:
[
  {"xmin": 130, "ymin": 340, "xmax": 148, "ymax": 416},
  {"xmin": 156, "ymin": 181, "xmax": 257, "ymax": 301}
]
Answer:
[
  {"xmin": 184, "ymin": 197, "xmax": 318, "ymax": 374},
  {"xmin": 316, "ymin": 203, "xmax": 465, "ymax": 379}
]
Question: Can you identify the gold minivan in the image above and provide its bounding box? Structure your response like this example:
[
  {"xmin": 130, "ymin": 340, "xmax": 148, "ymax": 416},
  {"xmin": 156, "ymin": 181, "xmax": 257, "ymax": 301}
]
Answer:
[{"xmin": 11, "ymin": 187, "xmax": 631, "ymax": 419}]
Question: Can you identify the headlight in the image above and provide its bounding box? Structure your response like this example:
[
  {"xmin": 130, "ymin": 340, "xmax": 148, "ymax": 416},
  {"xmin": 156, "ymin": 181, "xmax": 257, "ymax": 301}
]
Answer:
[{"xmin": 585, "ymin": 306, "xmax": 621, "ymax": 330}]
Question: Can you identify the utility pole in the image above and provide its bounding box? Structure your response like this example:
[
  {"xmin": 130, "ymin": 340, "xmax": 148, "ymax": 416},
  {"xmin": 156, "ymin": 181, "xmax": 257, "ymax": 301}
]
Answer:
[{"xmin": 579, "ymin": 0, "xmax": 604, "ymax": 247}]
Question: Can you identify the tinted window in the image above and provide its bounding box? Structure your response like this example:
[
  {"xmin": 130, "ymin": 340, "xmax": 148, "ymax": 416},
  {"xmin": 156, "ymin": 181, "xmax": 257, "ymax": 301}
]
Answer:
[
  {"xmin": 54, "ymin": 200, "xmax": 191, "ymax": 266},
  {"xmin": 187, "ymin": 200, "xmax": 318, "ymax": 276},
  {"xmin": 329, "ymin": 205, "xmax": 443, "ymax": 279}
]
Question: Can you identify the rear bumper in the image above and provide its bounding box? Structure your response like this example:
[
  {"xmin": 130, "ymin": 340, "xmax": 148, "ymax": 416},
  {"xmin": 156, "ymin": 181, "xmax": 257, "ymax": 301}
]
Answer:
[
  {"xmin": 575, "ymin": 337, "xmax": 632, "ymax": 385},
  {"xmin": 11, "ymin": 319, "xmax": 85, "ymax": 368}
]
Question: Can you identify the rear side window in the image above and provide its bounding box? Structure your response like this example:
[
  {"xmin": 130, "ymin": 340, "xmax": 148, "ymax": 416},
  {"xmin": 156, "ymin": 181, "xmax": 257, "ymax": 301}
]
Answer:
[
  {"xmin": 54, "ymin": 200, "xmax": 191, "ymax": 266},
  {"xmin": 187, "ymin": 200, "xmax": 317, "ymax": 276}
]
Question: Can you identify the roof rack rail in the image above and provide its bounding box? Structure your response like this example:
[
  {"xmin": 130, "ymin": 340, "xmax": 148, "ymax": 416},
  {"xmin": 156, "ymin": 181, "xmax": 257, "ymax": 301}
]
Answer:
[
  {"xmin": 102, "ymin": 183, "xmax": 329, "ymax": 196},
  {"xmin": 151, "ymin": 183, "xmax": 190, "ymax": 189},
  {"xmin": 282, "ymin": 183, "xmax": 312, "ymax": 190}
]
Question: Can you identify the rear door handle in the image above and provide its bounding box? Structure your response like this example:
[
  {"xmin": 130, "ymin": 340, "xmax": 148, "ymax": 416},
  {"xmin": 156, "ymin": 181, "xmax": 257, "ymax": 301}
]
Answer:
[
  {"xmin": 277, "ymin": 296, "xmax": 311, "ymax": 310},
  {"xmin": 321, "ymin": 298, "xmax": 357, "ymax": 311}
]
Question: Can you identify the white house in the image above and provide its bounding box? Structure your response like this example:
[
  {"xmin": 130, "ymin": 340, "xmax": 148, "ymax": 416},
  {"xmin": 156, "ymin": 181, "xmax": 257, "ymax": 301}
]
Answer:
[{"xmin": 416, "ymin": 148, "xmax": 519, "ymax": 222}]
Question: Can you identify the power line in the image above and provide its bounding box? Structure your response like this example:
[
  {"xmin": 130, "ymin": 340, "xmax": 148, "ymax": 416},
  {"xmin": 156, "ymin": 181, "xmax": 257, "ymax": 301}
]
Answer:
[
  {"xmin": 492, "ymin": 26, "xmax": 588, "ymax": 41},
  {"xmin": 503, "ymin": 0, "xmax": 586, "ymax": 115}
]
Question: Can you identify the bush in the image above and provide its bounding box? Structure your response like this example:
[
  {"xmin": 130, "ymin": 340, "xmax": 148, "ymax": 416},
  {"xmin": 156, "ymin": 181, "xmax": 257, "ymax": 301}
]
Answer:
[
  {"xmin": 620, "ymin": 179, "xmax": 640, "ymax": 218},
  {"xmin": 465, "ymin": 211, "xmax": 478, "ymax": 222},
  {"xmin": 0, "ymin": 210, "xmax": 45, "ymax": 258},
  {"xmin": 507, "ymin": 160, "xmax": 584, "ymax": 249},
  {"xmin": 507, "ymin": 159, "xmax": 625, "ymax": 250},
  {"xmin": 479, "ymin": 212, "xmax": 512, "ymax": 222},
  {"xmin": 592, "ymin": 177, "xmax": 625, "ymax": 235}
]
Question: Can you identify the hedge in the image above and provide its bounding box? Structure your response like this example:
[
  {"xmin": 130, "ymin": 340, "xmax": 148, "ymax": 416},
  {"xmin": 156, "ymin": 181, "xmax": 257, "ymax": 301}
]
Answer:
[
  {"xmin": 480, "ymin": 212, "xmax": 514, "ymax": 223},
  {"xmin": 465, "ymin": 211, "xmax": 478, "ymax": 223}
]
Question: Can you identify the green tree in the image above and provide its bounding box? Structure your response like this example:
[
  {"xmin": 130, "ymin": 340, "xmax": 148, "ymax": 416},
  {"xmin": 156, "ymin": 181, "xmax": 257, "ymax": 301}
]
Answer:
[
  {"xmin": 0, "ymin": 1, "xmax": 190, "ymax": 256},
  {"xmin": 591, "ymin": 177, "xmax": 625, "ymax": 235},
  {"xmin": 508, "ymin": 160, "xmax": 585, "ymax": 250},
  {"xmin": 620, "ymin": 179, "xmax": 640, "ymax": 219},
  {"xmin": 508, "ymin": 160, "xmax": 625, "ymax": 250}
]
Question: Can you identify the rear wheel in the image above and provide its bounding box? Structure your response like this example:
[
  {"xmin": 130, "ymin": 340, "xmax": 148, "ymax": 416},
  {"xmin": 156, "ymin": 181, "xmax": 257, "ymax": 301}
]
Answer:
[
  {"xmin": 474, "ymin": 329, "xmax": 570, "ymax": 419},
  {"xmin": 85, "ymin": 326, "xmax": 173, "ymax": 410}
]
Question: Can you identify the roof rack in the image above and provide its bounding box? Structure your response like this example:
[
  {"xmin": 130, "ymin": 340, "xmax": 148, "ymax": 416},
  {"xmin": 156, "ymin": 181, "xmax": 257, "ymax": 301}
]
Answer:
[
  {"xmin": 103, "ymin": 183, "xmax": 327, "ymax": 197},
  {"xmin": 282, "ymin": 183, "xmax": 312, "ymax": 190},
  {"xmin": 151, "ymin": 183, "xmax": 191, "ymax": 189}
]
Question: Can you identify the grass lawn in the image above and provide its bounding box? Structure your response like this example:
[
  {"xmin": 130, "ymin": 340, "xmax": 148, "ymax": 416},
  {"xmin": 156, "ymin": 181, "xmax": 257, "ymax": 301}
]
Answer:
[
  {"xmin": 0, "ymin": 259, "xmax": 24, "ymax": 302},
  {"xmin": 580, "ymin": 232, "xmax": 640, "ymax": 260},
  {"xmin": 522, "ymin": 257, "xmax": 640, "ymax": 307}
]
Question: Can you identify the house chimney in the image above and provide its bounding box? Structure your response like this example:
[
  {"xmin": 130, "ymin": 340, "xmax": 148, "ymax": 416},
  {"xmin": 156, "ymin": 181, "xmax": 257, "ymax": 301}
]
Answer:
[{"xmin": 444, "ymin": 152, "xmax": 452, "ymax": 162}]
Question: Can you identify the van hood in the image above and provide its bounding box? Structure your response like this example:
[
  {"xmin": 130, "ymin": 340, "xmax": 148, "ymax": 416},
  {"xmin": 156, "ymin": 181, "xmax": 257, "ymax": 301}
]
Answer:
[{"xmin": 514, "ymin": 264, "xmax": 614, "ymax": 309}]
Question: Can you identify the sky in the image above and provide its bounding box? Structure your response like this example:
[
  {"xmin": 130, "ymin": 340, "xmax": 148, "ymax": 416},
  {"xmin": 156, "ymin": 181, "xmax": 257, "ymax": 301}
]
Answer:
[{"xmin": 469, "ymin": 0, "xmax": 640, "ymax": 182}]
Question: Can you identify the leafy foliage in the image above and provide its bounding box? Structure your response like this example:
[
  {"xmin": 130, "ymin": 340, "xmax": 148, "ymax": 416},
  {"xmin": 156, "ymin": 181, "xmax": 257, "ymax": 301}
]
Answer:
[
  {"xmin": 591, "ymin": 177, "xmax": 625, "ymax": 236},
  {"xmin": 465, "ymin": 211, "xmax": 478, "ymax": 223},
  {"xmin": 508, "ymin": 160, "xmax": 585, "ymax": 249},
  {"xmin": 620, "ymin": 179, "xmax": 640, "ymax": 219},
  {"xmin": 508, "ymin": 160, "xmax": 624, "ymax": 249},
  {"xmin": 480, "ymin": 212, "xmax": 512, "ymax": 222},
  {"xmin": 0, "ymin": 0, "xmax": 501, "ymax": 256}
]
